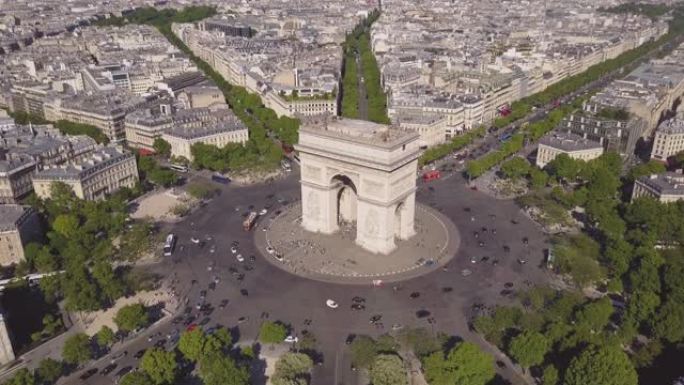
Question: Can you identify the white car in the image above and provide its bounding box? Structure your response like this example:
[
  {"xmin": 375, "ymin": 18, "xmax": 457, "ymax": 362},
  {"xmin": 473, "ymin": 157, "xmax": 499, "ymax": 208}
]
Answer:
[
  {"xmin": 284, "ymin": 335, "xmax": 299, "ymax": 343},
  {"xmin": 190, "ymin": 237, "xmax": 200, "ymax": 244},
  {"xmin": 236, "ymin": 254, "xmax": 244, "ymax": 262},
  {"xmin": 461, "ymin": 269, "xmax": 473, "ymax": 277},
  {"xmin": 230, "ymin": 246, "xmax": 238, "ymax": 254},
  {"xmin": 259, "ymin": 208, "xmax": 268, "ymax": 215},
  {"xmin": 266, "ymin": 246, "xmax": 275, "ymax": 254},
  {"xmin": 274, "ymin": 254, "xmax": 284, "ymax": 262},
  {"xmin": 325, "ymin": 299, "xmax": 339, "ymax": 309}
]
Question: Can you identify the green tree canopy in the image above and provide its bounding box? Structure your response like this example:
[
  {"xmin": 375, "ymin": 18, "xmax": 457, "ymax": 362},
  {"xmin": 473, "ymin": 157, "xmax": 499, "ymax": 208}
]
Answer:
[
  {"xmin": 258, "ymin": 321, "xmax": 288, "ymax": 344},
  {"xmin": 198, "ymin": 352, "xmax": 249, "ymax": 385},
  {"xmin": 114, "ymin": 303, "xmax": 149, "ymax": 332},
  {"xmin": 140, "ymin": 348, "xmax": 178, "ymax": 384},
  {"xmin": 575, "ymin": 298, "xmax": 614, "ymax": 331},
  {"xmin": 62, "ymin": 333, "xmax": 92, "ymax": 365},
  {"xmin": 95, "ymin": 325, "xmax": 115, "ymax": 347},
  {"xmin": 500, "ymin": 157, "xmax": 531, "ymax": 180},
  {"xmin": 272, "ymin": 353, "xmax": 313, "ymax": 385},
  {"xmin": 153, "ymin": 138, "xmax": 171, "ymax": 157},
  {"xmin": 350, "ymin": 335, "xmax": 379, "ymax": 369},
  {"xmin": 508, "ymin": 331, "xmax": 548, "ymax": 370},
  {"xmin": 370, "ymin": 354, "xmax": 407, "ymax": 385},
  {"xmin": 37, "ymin": 358, "xmax": 63, "ymax": 384},
  {"xmin": 178, "ymin": 328, "xmax": 222, "ymax": 362},
  {"xmin": 563, "ymin": 346, "xmax": 637, "ymax": 385},
  {"xmin": 423, "ymin": 342, "xmax": 495, "ymax": 385},
  {"xmin": 119, "ymin": 371, "xmax": 154, "ymax": 385}
]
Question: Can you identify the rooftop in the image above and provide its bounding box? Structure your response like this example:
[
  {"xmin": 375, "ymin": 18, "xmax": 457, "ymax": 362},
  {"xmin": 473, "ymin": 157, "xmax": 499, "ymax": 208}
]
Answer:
[
  {"xmin": 0, "ymin": 204, "xmax": 32, "ymax": 232},
  {"xmin": 300, "ymin": 117, "xmax": 419, "ymax": 148},
  {"xmin": 637, "ymin": 172, "xmax": 684, "ymax": 196},
  {"xmin": 165, "ymin": 120, "xmax": 247, "ymax": 140},
  {"xmin": 539, "ymin": 131, "xmax": 603, "ymax": 152},
  {"xmin": 33, "ymin": 146, "xmax": 133, "ymax": 181}
]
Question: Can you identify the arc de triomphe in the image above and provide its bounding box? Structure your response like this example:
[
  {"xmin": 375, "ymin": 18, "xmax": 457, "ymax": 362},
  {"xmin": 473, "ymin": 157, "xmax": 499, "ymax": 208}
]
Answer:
[{"xmin": 294, "ymin": 117, "xmax": 421, "ymax": 254}]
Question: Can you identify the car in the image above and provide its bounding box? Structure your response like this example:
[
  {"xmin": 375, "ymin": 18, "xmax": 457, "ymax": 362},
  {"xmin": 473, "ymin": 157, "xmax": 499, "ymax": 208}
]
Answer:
[
  {"xmin": 183, "ymin": 315, "xmax": 196, "ymax": 326},
  {"xmin": 259, "ymin": 209, "xmax": 268, "ymax": 215},
  {"xmin": 101, "ymin": 363, "xmax": 118, "ymax": 375},
  {"xmin": 240, "ymin": 289, "xmax": 249, "ymax": 296},
  {"xmin": 352, "ymin": 296, "xmax": 365, "ymax": 303},
  {"xmin": 492, "ymin": 228, "xmax": 497, "ymax": 235},
  {"xmin": 274, "ymin": 254, "xmax": 284, "ymax": 262},
  {"xmin": 134, "ymin": 349, "xmax": 146, "ymax": 359},
  {"xmin": 266, "ymin": 246, "xmax": 275, "ymax": 254},
  {"xmin": 79, "ymin": 368, "xmax": 98, "ymax": 380},
  {"xmin": 478, "ymin": 241, "xmax": 485, "ymax": 247},
  {"xmin": 504, "ymin": 282, "xmax": 514, "ymax": 288},
  {"xmin": 209, "ymin": 245, "xmax": 216, "ymax": 253},
  {"xmin": 199, "ymin": 317, "xmax": 211, "ymax": 326},
  {"xmin": 190, "ymin": 237, "xmax": 200, "ymax": 244},
  {"xmin": 517, "ymin": 258, "xmax": 527, "ymax": 264},
  {"xmin": 249, "ymin": 255, "xmax": 256, "ymax": 262},
  {"xmin": 325, "ymin": 299, "xmax": 339, "ymax": 308},
  {"xmin": 496, "ymin": 360, "xmax": 506, "ymax": 368},
  {"xmin": 219, "ymin": 299, "xmax": 229, "ymax": 309},
  {"xmin": 369, "ymin": 315, "xmax": 382, "ymax": 324},
  {"xmin": 503, "ymin": 245, "xmax": 510, "ymax": 253},
  {"xmin": 480, "ymin": 256, "xmax": 489, "ymax": 262},
  {"xmin": 409, "ymin": 292, "xmax": 420, "ymax": 299},
  {"xmin": 442, "ymin": 287, "xmax": 453, "ymax": 293},
  {"xmin": 196, "ymin": 302, "xmax": 203, "ymax": 310},
  {"xmin": 230, "ymin": 246, "xmax": 238, "ymax": 254},
  {"xmin": 474, "ymin": 231, "xmax": 479, "ymax": 238},
  {"xmin": 200, "ymin": 290, "xmax": 207, "ymax": 298},
  {"xmin": 345, "ymin": 334, "xmax": 356, "ymax": 344},
  {"xmin": 110, "ymin": 351, "xmax": 128, "ymax": 363},
  {"xmin": 391, "ymin": 323, "xmax": 404, "ymax": 331},
  {"xmin": 172, "ymin": 316, "xmax": 183, "ymax": 324},
  {"xmin": 481, "ymin": 227, "xmax": 488, "ymax": 233},
  {"xmin": 207, "ymin": 264, "xmax": 213, "ymax": 272},
  {"xmin": 492, "ymin": 259, "xmax": 500, "ymax": 266},
  {"xmin": 461, "ymin": 269, "xmax": 472, "ymax": 277},
  {"xmin": 155, "ymin": 339, "xmax": 166, "ymax": 348},
  {"xmin": 231, "ymin": 240, "xmax": 239, "ymax": 246},
  {"xmin": 114, "ymin": 366, "xmax": 133, "ymax": 379},
  {"xmin": 500, "ymin": 289, "xmax": 514, "ymax": 297},
  {"xmin": 351, "ymin": 304, "xmax": 366, "ymax": 311},
  {"xmin": 470, "ymin": 257, "xmax": 478, "ymax": 264},
  {"xmin": 284, "ymin": 335, "xmax": 298, "ymax": 343},
  {"xmin": 237, "ymin": 316, "xmax": 249, "ymax": 324},
  {"xmin": 236, "ymin": 254, "xmax": 244, "ymax": 262},
  {"xmin": 522, "ymin": 237, "xmax": 529, "ymax": 245},
  {"xmin": 416, "ymin": 310, "xmax": 431, "ymax": 319}
]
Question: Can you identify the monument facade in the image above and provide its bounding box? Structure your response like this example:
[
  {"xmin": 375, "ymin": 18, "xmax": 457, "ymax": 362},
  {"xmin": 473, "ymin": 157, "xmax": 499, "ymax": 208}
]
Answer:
[{"xmin": 294, "ymin": 117, "xmax": 421, "ymax": 254}]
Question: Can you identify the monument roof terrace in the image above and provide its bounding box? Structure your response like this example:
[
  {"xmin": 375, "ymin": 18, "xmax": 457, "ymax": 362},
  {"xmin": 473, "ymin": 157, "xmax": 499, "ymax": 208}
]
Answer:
[{"xmin": 300, "ymin": 117, "xmax": 419, "ymax": 149}]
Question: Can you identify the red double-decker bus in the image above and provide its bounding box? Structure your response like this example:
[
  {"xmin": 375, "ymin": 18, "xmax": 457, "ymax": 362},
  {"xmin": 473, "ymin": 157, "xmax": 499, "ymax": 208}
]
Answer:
[{"xmin": 423, "ymin": 170, "xmax": 441, "ymax": 182}]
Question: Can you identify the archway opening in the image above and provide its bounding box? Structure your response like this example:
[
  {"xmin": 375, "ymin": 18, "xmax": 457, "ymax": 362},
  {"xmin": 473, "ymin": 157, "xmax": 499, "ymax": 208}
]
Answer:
[{"xmin": 332, "ymin": 175, "xmax": 357, "ymax": 226}]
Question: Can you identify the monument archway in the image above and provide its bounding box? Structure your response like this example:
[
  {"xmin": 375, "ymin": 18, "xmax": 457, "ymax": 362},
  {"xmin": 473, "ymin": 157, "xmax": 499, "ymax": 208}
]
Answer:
[{"xmin": 295, "ymin": 117, "xmax": 421, "ymax": 254}]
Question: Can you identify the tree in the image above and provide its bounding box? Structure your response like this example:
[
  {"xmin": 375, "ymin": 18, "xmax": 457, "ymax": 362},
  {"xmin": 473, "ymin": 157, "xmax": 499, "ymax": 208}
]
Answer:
[
  {"xmin": 178, "ymin": 328, "xmax": 221, "ymax": 362},
  {"xmin": 575, "ymin": 298, "xmax": 614, "ymax": 332},
  {"xmin": 350, "ymin": 335, "xmax": 378, "ymax": 369},
  {"xmin": 140, "ymin": 348, "xmax": 178, "ymax": 384},
  {"xmin": 114, "ymin": 303, "xmax": 149, "ymax": 332},
  {"xmin": 272, "ymin": 353, "xmax": 313, "ymax": 385},
  {"xmin": 63, "ymin": 265, "xmax": 101, "ymax": 311},
  {"xmin": 153, "ymin": 138, "xmax": 171, "ymax": 157},
  {"xmin": 370, "ymin": 354, "xmax": 407, "ymax": 385},
  {"xmin": 259, "ymin": 321, "xmax": 288, "ymax": 344},
  {"xmin": 398, "ymin": 328, "xmax": 445, "ymax": 358},
  {"xmin": 500, "ymin": 157, "xmax": 531, "ymax": 180},
  {"xmin": 423, "ymin": 342, "xmax": 495, "ymax": 385},
  {"xmin": 7, "ymin": 368, "xmax": 36, "ymax": 385},
  {"xmin": 95, "ymin": 326, "xmax": 115, "ymax": 348},
  {"xmin": 37, "ymin": 358, "xmax": 63, "ymax": 384},
  {"xmin": 542, "ymin": 365, "xmax": 558, "ymax": 385},
  {"xmin": 198, "ymin": 353, "xmax": 249, "ymax": 385},
  {"xmin": 92, "ymin": 260, "xmax": 125, "ymax": 303},
  {"xmin": 52, "ymin": 214, "xmax": 79, "ymax": 238},
  {"xmin": 627, "ymin": 160, "xmax": 665, "ymax": 182},
  {"xmin": 564, "ymin": 346, "xmax": 637, "ymax": 385},
  {"xmin": 62, "ymin": 333, "xmax": 92, "ymax": 365},
  {"xmin": 508, "ymin": 331, "xmax": 548, "ymax": 371},
  {"xmin": 119, "ymin": 372, "xmax": 154, "ymax": 385}
]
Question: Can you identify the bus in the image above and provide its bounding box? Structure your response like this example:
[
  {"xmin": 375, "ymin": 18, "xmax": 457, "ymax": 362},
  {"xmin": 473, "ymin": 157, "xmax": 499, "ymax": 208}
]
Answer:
[
  {"xmin": 243, "ymin": 212, "xmax": 258, "ymax": 231},
  {"xmin": 170, "ymin": 164, "xmax": 188, "ymax": 173},
  {"xmin": 163, "ymin": 234, "xmax": 176, "ymax": 256}
]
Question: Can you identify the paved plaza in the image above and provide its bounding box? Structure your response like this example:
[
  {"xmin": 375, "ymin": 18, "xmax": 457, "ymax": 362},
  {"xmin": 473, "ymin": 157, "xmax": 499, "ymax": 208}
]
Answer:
[{"xmin": 255, "ymin": 202, "xmax": 460, "ymax": 283}]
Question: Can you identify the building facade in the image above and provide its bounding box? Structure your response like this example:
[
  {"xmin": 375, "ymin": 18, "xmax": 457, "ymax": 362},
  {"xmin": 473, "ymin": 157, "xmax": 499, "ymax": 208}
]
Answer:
[
  {"xmin": 162, "ymin": 123, "xmax": 249, "ymax": 161},
  {"xmin": 536, "ymin": 132, "xmax": 604, "ymax": 168},
  {"xmin": 32, "ymin": 147, "xmax": 139, "ymax": 201},
  {"xmin": 632, "ymin": 171, "xmax": 684, "ymax": 203},
  {"xmin": 0, "ymin": 156, "xmax": 36, "ymax": 204},
  {"xmin": 0, "ymin": 205, "xmax": 42, "ymax": 266},
  {"xmin": 651, "ymin": 113, "xmax": 684, "ymax": 161}
]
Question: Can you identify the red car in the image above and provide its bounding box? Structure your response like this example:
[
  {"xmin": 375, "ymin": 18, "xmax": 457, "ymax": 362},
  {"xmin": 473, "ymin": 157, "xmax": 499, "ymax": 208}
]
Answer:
[{"xmin": 185, "ymin": 323, "xmax": 198, "ymax": 332}]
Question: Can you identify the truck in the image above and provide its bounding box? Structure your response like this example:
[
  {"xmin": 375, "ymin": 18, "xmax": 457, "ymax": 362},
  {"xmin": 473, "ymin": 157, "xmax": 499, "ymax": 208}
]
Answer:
[{"xmin": 243, "ymin": 212, "xmax": 258, "ymax": 231}]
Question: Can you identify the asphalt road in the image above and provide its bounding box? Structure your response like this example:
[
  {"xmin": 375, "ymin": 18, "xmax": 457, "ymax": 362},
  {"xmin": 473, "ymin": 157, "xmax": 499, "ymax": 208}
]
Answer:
[{"xmin": 51, "ymin": 165, "xmax": 551, "ymax": 385}]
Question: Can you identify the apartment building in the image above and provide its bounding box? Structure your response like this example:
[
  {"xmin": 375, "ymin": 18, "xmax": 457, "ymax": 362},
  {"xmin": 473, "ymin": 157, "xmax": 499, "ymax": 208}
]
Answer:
[
  {"xmin": 162, "ymin": 122, "xmax": 249, "ymax": 161},
  {"xmin": 0, "ymin": 155, "xmax": 36, "ymax": 204},
  {"xmin": 651, "ymin": 112, "xmax": 684, "ymax": 161},
  {"xmin": 0, "ymin": 204, "xmax": 42, "ymax": 266},
  {"xmin": 632, "ymin": 171, "xmax": 684, "ymax": 203},
  {"xmin": 396, "ymin": 114, "xmax": 446, "ymax": 148},
  {"xmin": 124, "ymin": 106, "xmax": 174, "ymax": 151},
  {"xmin": 32, "ymin": 146, "xmax": 139, "ymax": 201},
  {"xmin": 536, "ymin": 132, "xmax": 604, "ymax": 168}
]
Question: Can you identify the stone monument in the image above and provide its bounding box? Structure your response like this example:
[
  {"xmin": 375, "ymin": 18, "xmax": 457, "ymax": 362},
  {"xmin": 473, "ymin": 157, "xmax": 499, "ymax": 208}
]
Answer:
[{"xmin": 294, "ymin": 117, "xmax": 421, "ymax": 254}]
